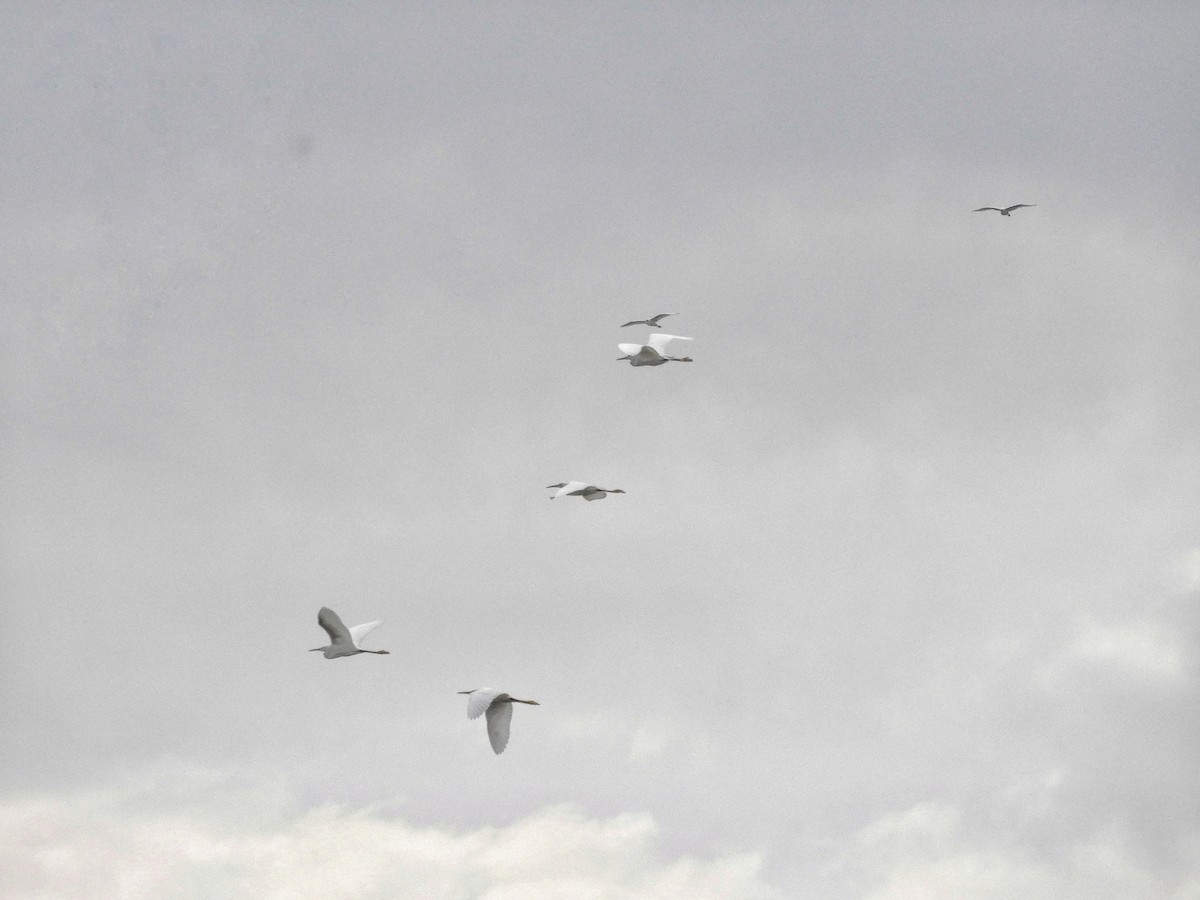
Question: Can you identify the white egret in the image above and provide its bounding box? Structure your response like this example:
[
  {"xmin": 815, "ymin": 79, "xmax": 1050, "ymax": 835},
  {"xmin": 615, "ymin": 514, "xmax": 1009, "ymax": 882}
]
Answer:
[
  {"xmin": 546, "ymin": 481, "xmax": 625, "ymax": 501},
  {"xmin": 617, "ymin": 333, "xmax": 693, "ymax": 367},
  {"xmin": 459, "ymin": 688, "xmax": 540, "ymax": 754},
  {"xmin": 309, "ymin": 606, "xmax": 390, "ymax": 658},
  {"xmin": 973, "ymin": 204, "xmax": 1036, "ymax": 216},
  {"xmin": 621, "ymin": 313, "xmax": 676, "ymax": 328}
]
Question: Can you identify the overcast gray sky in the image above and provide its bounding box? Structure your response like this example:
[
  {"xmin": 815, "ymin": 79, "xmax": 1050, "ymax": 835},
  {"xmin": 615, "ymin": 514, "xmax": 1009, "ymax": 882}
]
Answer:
[{"xmin": 3, "ymin": 3, "xmax": 1199, "ymax": 897}]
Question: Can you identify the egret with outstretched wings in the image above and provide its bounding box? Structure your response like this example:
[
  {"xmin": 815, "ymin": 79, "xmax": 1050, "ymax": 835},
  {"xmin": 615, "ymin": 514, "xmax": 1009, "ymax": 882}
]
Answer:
[
  {"xmin": 546, "ymin": 481, "xmax": 625, "ymax": 501},
  {"xmin": 459, "ymin": 689, "xmax": 540, "ymax": 754},
  {"xmin": 309, "ymin": 607, "xmax": 390, "ymax": 659},
  {"xmin": 617, "ymin": 333, "xmax": 694, "ymax": 367}
]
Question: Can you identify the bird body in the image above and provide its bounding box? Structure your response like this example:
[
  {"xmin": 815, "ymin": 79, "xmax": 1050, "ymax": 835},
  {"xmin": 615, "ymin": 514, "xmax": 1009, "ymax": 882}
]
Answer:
[
  {"xmin": 546, "ymin": 481, "xmax": 625, "ymax": 501},
  {"xmin": 621, "ymin": 313, "xmax": 676, "ymax": 328},
  {"xmin": 459, "ymin": 688, "xmax": 539, "ymax": 754},
  {"xmin": 617, "ymin": 333, "xmax": 693, "ymax": 366},
  {"xmin": 310, "ymin": 606, "xmax": 390, "ymax": 658},
  {"xmin": 973, "ymin": 204, "xmax": 1036, "ymax": 216}
]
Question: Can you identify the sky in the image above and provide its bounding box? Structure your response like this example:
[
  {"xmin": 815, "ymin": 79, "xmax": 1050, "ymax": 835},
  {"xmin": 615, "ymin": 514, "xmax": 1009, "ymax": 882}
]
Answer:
[{"xmin": 2, "ymin": 3, "xmax": 1199, "ymax": 897}]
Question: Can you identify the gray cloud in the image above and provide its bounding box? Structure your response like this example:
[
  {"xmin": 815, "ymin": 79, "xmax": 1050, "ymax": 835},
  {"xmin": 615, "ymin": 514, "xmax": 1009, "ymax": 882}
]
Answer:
[{"xmin": 2, "ymin": 3, "xmax": 1198, "ymax": 896}]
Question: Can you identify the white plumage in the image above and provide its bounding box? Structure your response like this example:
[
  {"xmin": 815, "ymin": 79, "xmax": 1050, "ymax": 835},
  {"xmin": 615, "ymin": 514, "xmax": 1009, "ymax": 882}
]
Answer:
[
  {"xmin": 617, "ymin": 333, "xmax": 694, "ymax": 367},
  {"xmin": 459, "ymin": 688, "xmax": 540, "ymax": 754},
  {"xmin": 309, "ymin": 607, "xmax": 390, "ymax": 659}
]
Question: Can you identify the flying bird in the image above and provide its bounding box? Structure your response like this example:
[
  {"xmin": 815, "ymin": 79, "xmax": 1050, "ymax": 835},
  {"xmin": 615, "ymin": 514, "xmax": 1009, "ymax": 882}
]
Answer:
[
  {"xmin": 617, "ymin": 333, "xmax": 693, "ymax": 367},
  {"xmin": 546, "ymin": 481, "xmax": 625, "ymax": 501},
  {"xmin": 309, "ymin": 606, "xmax": 390, "ymax": 658},
  {"xmin": 973, "ymin": 204, "xmax": 1037, "ymax": 216},
  {"xmin": 621, "ymin": 313, "xmax": 676, "ymax": 328},
  {"xmin": 459, "ymin": 688, "xmax": 540, "ymax": 754}
]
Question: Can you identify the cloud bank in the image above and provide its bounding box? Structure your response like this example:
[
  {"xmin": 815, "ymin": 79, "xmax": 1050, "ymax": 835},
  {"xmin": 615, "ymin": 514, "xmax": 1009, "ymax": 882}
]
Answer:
[
  {"xmin": 8, "ymin": 771, "xmax": 1200, "ymax": 898},
  {"xmin": 1, "ymin": 774, "xmax": 780, "ymax": 900},
  {"xmin": 841, "ymin": 800, "xmax": 1200, "ymax": 900}
]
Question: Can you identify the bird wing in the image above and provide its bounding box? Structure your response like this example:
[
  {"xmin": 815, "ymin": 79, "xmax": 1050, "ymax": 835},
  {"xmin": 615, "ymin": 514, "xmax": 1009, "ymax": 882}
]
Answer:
[
  {"xmin": 582, "ymin": 490, "xmax": 606, "ymax": 500},
  {"xmin": 1003, "ymin": 204, "xmax": 1036, "ymax": 212},
  {"xmin": 317, "ymin": 607, "xmax": 354, "ymax": 647},
  {"xmin": 552, "ymin": 481, "xmax": 593, "ymax": 499},
  {"xmin": 485, "ymin": 700, "xmax": 514, "ymax": 754},
  {"xmin": 620, "ymin": 320, "xmax": 647, "ymax": 328},
  {"xmin": 465, "ymin": 688, "xmax": 502, "ymax": 720},
  {"xmin": 349, "ymin": 620, "xmax": 383, "ymax": 648},
  {"xmin": 617, "ymin": 342, "xmax": 644, "ymax": 355},
  {"xmin": 646, "ymin": 313, "xmax": 674, "ymax": 324},
  {"xmin": 972, "ymin": 207, "xmax": 1002, "ymax": 212},
  {"xmin": 647, "ymin": 333, "xmax": 693, "ymax": 353}
]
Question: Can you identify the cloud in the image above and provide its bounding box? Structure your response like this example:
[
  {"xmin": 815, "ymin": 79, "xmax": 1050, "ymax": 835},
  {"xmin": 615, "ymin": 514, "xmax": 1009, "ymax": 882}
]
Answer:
[
  {"xmin": 841, "ymin": 800, "xmax": 1199, "ymax": 900},
  {"xmin": 1070, "ymin": 619, "xmax": 1188, "ymax": 683},
  {"xmin": 551, "ymin": 712, "xmax": 692, "ymax": 765},
  {"xmin": 0, "ymin": 773, "xmax": 781, "ymax": 900},
  {"xmin": 1177, "ymin": 547, "xmax": 1200, "ymax": 593}
]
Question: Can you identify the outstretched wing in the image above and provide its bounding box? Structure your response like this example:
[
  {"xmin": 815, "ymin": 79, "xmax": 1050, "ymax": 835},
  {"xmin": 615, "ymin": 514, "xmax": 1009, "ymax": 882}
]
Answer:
[
  {"xmin": 465, "ymin": 688, "xmax": 503, "ymax": 720},
  {"xmin": 973, "ymin": 207, "xmax": 1002, "ymax": 212},
  {"xmin": 620, "ymin": 319, "xmax": 647, "ymax": 328},
  {"xmin": 1003, "ymin": 204, "xmax": 1036, "ymax": 213},
  {"xmin": 485, "ymin": 700, "xmax": 514, "ymax": 754},
  {"xmin": 646, "ymin": 313, "xmax": 675, "ymax": 324},
  {"xmin": 551, "ymin": 481, "xmax": 593, "ymax": 499},
  {"xmin": 349, "ymin": 620, "xmax": 383, "ymax": 649},
  {"xmin": 647, "ymin": 333, "xmax": 693, "ymax": 353},
  {"xmin": 617, "ymin": 342, "xmax": 644, "ymax": 355},
  {"xmin": 317, "ymin": 607, "xmax": 354, "ymax": 648}
]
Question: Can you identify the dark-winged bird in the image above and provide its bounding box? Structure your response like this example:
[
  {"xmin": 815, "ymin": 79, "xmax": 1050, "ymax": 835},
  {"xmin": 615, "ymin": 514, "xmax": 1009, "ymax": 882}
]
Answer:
[
  {"xmin": 621, "ymin": 313, "xmax": 676, "ymax": 328},
  {"xmin": 973, "ymin": 204, "xmax": 1036, "ymax": 216}
]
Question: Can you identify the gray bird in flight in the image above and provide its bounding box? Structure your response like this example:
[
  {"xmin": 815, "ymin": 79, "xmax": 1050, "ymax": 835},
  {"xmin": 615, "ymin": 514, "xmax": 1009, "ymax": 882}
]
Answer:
[
  {"xmin": 546, "ymin": 481, "xmax": 626, "ymax": 501},
  {"xmin": 973, "ymin": 204, "xmax": 1036, "ymax": 216},
  {"xmin": 621, "ymin": 313, "xmax": 676, "ymax": 328}
]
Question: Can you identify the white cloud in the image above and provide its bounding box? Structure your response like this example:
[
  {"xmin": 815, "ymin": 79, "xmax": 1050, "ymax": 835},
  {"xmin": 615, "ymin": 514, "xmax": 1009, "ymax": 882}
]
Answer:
[
  {"xmin": 995, "ymin": 770, "xmax": 1066, "ymax": 822},
  {"xmin": 842, "ymin": 801, "xmax": 1197, "ymax": 900},
  {"xmin": 627, "ymin": 724, "xmax": 669, "ymax": 763},
  {"xmin": 551, "ymin": 712, "xmax": 685, "ymax": 765},
  {"xmin": 0, "ymin": 775, "xmax": 781, "ymax": 900},
  {"xmin": 1070, "ymin": 619, "xmax": 1188, "ymax": 682}
]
